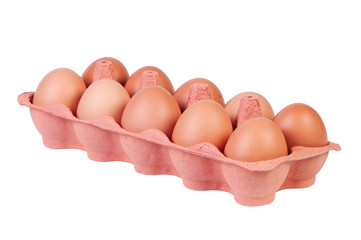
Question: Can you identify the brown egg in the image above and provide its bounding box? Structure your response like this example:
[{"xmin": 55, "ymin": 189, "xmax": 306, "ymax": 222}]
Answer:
[
  {"xmin": 82, "ymin": 57, "xmax": 129, "ymax": 87},
  {"xmin": 173, "ymin": 78, "xmax": 224, "ymax": 112},
  {"xmin": 33, "ymin": 68, "xmax": 86, "ymax": 115},
  {"xmin": 172, "ymin": 100, "xmax": 233, "ymax": 152},
  {"xmin": 224, "ymin": 117, "xmax": 288, "ymax": 162},
  {"xmin": 121, "ymin": 86, "xmax": 181, "ymax": 138},
  {"xmin": 273, "ymin": 103, "xmax": 328, "ymax": 151},
  {"xmin": 225, "ymin": 92, "xmax": 274, "ymax": 128},
  {"xmin": 76, "ymin": 79, "xmax": 130, "ymax": 124},
  {"xmin": 125, "ymin": 66, "xmax": 174, "ymax": 97}
]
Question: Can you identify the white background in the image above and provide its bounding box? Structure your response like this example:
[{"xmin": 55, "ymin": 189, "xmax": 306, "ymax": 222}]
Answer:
[{"xmin": 1, "ymin": 0, "xmax": 360, "ymax": 239}]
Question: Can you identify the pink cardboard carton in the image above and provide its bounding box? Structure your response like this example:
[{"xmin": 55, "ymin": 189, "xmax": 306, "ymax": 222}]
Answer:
[{"xmin": 18, "ymin": 92, "xmax": 340, "ymax": 206}]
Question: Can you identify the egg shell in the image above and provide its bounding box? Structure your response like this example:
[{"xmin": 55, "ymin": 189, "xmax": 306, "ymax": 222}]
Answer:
[
  {"xmin": 273, "ymin": 103, "xmax": 328, "ymax": 151},
  {"xmin": 125, "ymin": 66, "xmax": 174, "ymax": 97},
  {"xmin": 172, "ymin": 100, "xmax": 233, "ymax": 152},
  {"xmin": 76, "ymin": 79, "xmax": 130, "ymax": 124},
  {"xmin": 33, "ymin": 68, "xmax": 86, "ymax": 115},
  {"xmin": 82, "ymin": 57, "xmax": 129, "ymax": 87},
  {"xmin": 173, "ymin": 78, "xmax": 224, "ymax": 112},
  {"xmin": 19, "ymin": 91, "xmax": 340, "ymax": 206},
  {"xmin": 121, "ymin": 86, "xmax": 181, "ymax": 138},
  {"xmin": 224, "ymin": 117, "xmax": 288, "ymax": 162},
  {"xmin": 225, "ymin": 92, "xmax": 274, "ymax": 128}
]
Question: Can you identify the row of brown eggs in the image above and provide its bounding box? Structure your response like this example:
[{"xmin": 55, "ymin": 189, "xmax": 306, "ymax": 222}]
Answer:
[{"xmin": 33, "ymin": 57, "xmax": 328, "ymax": 162}]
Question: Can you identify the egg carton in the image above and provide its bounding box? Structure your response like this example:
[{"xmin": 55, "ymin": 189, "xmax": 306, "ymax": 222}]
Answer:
[{"xmin": 18, "ymin": 92, "xmax": 340, "ymax": 206}]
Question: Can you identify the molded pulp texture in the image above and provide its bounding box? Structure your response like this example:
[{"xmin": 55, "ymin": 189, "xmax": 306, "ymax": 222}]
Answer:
[{"xmin": 18, "ymin": 92, "xmax": 340, "ymax": 206}]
